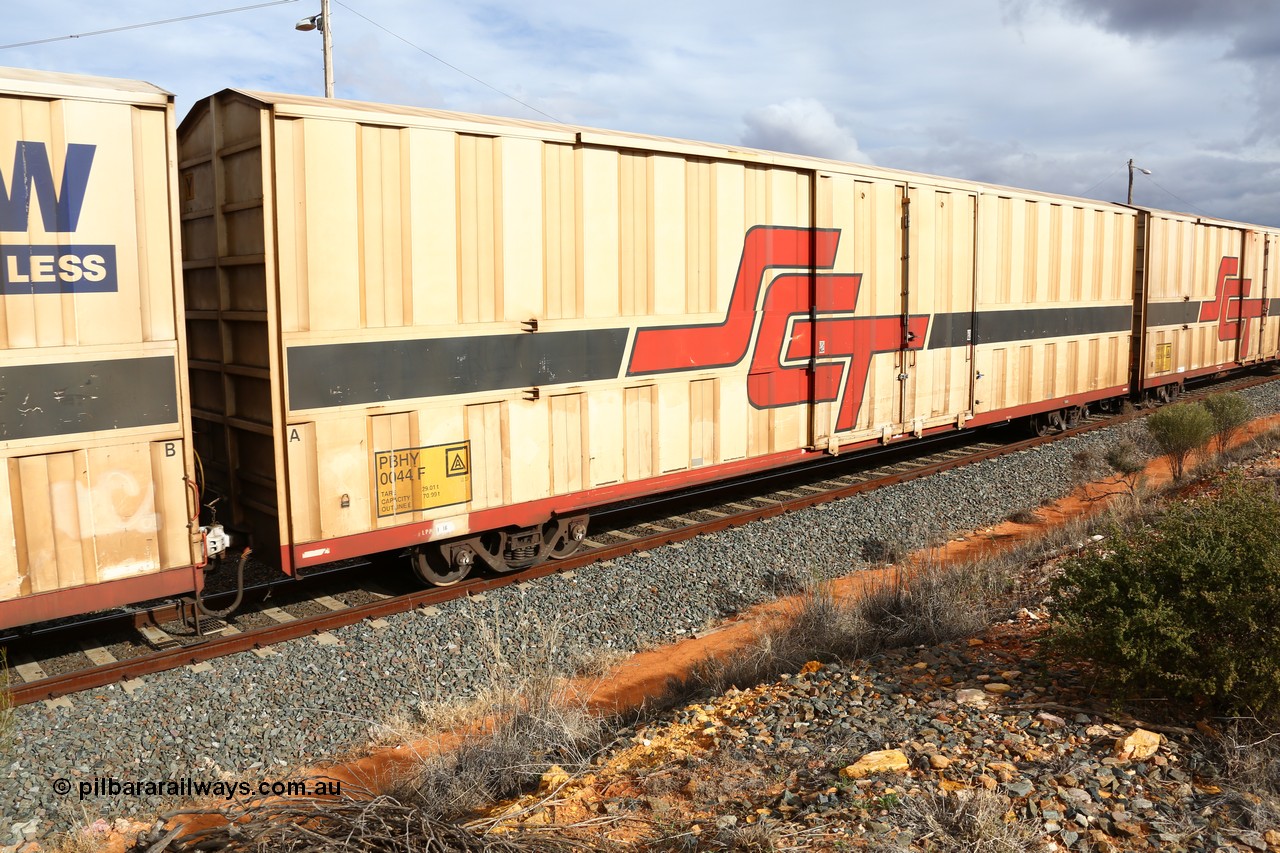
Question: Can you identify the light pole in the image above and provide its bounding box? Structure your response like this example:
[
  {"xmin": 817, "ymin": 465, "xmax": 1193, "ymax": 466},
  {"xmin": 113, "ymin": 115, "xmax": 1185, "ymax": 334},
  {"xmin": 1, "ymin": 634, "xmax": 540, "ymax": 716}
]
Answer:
[
  {"xmin": 295, "ymin": 0, "xmax": 333, "ymax": 98},
  {"xmin": 1127, "ymin": 158, "xmax": 1151, "ymax": 205}
]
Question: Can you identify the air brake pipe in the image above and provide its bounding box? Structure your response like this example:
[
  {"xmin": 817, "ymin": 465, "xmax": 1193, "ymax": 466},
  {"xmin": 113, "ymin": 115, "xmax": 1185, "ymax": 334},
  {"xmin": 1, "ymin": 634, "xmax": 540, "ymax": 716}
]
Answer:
[{"xmin": 183, "ymin": 548, "xmax": 252, "ymax": 624}]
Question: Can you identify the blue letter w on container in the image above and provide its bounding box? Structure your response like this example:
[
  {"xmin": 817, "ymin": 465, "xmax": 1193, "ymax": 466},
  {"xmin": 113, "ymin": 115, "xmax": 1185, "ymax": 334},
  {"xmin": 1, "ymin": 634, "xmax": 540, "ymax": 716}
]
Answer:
[
  {"xmin": 0, "ymin": 141, "xmax": 117, "ymax": 294},
  {"xmin": 0, "ymin": 141, "xmax": 95, "ymax": 232}
]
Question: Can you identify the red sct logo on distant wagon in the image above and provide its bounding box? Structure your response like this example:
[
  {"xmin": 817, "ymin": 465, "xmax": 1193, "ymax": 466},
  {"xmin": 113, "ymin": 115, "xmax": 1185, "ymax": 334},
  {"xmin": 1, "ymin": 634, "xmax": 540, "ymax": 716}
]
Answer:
[
  {"xmin": 1200, "ymin": 256, "xmax": 1264, "ymax": 357},
  {"xmin": 627, "ymin": 225, "xmax": 928, "ymax": 433}
]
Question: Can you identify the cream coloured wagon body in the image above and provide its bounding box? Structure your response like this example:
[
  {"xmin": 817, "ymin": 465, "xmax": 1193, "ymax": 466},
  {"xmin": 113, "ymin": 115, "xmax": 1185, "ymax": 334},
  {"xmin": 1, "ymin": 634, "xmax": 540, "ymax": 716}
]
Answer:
[
  {"xmin": 1135, "ymin": 207, "xmax": 1280, "ymax": 394},
  {"xmin": 0, "ymin": 67, "xmax": 198, "ymax": 629},
  {"xmin": 177, "ymin": 89, "xmax": 1138, "ymax": 578}
]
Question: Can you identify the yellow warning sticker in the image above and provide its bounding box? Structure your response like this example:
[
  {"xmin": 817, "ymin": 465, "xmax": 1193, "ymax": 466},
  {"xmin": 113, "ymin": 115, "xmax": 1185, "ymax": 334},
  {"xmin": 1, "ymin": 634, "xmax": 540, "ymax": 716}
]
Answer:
[
  {"xmin": 1155, "ymin": 342, "xmax": 1173, "ymax": 373},
  {"xmin": 445, "ymin": 446, "xmax": 469, "ymax": 477},
  {"xmin": 374, "ymin": 441, "xmax": 472, "ymax": 518}
]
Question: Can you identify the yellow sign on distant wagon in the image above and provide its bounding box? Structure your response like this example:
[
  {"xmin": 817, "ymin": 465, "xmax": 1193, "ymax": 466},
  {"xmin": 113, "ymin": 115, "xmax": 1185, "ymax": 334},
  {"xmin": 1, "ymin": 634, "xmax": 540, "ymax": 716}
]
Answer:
[{"xmin": 374, "ymin": 441, "xmax": 471, "ymax": 518}]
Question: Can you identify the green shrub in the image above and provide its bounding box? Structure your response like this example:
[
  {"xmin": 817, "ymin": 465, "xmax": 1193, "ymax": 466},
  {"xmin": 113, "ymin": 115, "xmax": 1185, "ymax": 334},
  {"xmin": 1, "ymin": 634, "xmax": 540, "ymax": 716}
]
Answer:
[
  {"xmin": 1105, "ymin": 438, "xmax": 1147, "ymax": 495},
  {"xmin": 1202, "ymin": 392, "xmax": 1254, "ymax": 453},
  {"xmin": 1145, "ymin": 401, "xmax": 1214, "ymax": 480},
  {"xmin": 1049, "ymin": 476, "xmax": 1280, "ymax": 716}
]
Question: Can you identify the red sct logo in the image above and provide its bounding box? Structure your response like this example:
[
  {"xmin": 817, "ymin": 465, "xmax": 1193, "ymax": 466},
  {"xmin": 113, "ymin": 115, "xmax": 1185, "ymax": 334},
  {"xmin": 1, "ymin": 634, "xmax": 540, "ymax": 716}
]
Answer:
[
  {"xmin": 627, "ymin": 225, "xmax": 928, "ymax": 433},
  {"xmin": 1199, "ymin": 256, "xmax": 1264, "ymax": 356}
]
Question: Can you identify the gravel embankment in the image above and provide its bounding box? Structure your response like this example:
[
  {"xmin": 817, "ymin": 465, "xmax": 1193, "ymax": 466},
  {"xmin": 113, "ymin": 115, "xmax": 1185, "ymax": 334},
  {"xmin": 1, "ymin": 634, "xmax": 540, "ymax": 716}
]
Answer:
[
  {"xmin": 549, "ymin": 615, "xmax": 1271, "ymax": 852},
  {"xmin": 6, "ymin": 380, "xmax": 1280, "ymax": 843}
]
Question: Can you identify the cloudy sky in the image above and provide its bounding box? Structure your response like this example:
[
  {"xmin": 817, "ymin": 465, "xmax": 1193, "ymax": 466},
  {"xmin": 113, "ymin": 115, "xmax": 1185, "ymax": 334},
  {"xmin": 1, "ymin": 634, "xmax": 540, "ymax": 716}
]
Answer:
[{"xmin": 5, "ymin": 0, "xmax": 1279, "ymax": 225}]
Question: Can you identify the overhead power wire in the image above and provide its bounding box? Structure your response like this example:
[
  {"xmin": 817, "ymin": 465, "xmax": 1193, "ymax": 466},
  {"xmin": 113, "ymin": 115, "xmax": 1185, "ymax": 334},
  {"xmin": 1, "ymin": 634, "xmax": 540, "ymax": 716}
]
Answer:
[
  {"xmin": 1135, "ymin": 171, "xmax": 1215, "ymax": 218},
  {"xmin": 1078, "ymin": 164, "xmax": 1124, "ymax": 200},
  {"xmin": 0, "ymin": 0, "xmax": 299, "ymax": 50},
  {"xmin": 332, "ymin": 0, "xmax": 563, "ymax": 123}
]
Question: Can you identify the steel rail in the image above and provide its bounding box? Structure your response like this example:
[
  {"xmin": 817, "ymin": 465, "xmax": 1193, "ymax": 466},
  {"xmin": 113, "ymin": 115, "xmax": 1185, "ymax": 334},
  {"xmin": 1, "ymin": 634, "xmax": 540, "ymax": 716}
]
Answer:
[{"xmin": 7, "ymin": 367, "xmax": 1277, "ymax": 706}]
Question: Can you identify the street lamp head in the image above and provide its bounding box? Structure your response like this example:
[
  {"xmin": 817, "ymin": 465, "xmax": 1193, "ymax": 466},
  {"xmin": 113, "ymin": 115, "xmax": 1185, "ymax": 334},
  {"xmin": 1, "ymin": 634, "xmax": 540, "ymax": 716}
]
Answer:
[
  {"xmin": 1126, "ymin": 158, "xmax": 1152, "ymax": 205},
  {"xmin": 295, "ymin": 2, "xmax": 333, "ymax": 99}
]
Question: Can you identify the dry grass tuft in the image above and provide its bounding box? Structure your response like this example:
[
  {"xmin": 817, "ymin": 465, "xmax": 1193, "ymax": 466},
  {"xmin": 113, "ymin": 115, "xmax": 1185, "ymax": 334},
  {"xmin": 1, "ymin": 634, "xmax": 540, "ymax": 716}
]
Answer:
[
  {"xmin": 860, "ymin": 536, "xmax": 911, "ymax": 565},
  {"xmin": 891, "ymin": 789, "xmax": 1049, "ymax": 852},
  {"xmin": 675, "ymin": 554, "xmax": 1015, "ymax": 704},
  {"xmin": 127, "ymin": 796, "xmax": 595, "ymax": 852},
  {"xmin": 1005, "ymin": 507, "xmax": 1040, "ymax": 525},
  {"xmin": 390, "ymin": 672, "xmax": 606, "ymax": 821},
  {"xmin": 0, "ymin": 649, "xmax": 13, "ymax": 761},
  {"xmin": 854, "ymin": 559, "xmax": 1008, "ymax": 648},
  {"xmin": 373, "ymin": 595, "xmax": 616, "ymax": 822},
  {"xmin": 1202, "ymin": 720, "xmax": 1280, "ymax": 831}
]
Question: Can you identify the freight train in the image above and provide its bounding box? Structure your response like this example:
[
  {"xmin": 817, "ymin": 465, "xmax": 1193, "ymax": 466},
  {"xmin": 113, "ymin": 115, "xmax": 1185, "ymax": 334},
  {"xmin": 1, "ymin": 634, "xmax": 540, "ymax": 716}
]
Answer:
[{"xmin": 2, "ymin": 66, "xmax": 1277, "ymax": 629}]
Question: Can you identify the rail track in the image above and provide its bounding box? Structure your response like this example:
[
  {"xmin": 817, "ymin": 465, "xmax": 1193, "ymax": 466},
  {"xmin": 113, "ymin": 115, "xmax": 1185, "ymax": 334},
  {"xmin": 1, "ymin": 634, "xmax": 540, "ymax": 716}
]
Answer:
[{"xmin": 5, "ymin": 367, "xmax": 1276, "ymax": 707}]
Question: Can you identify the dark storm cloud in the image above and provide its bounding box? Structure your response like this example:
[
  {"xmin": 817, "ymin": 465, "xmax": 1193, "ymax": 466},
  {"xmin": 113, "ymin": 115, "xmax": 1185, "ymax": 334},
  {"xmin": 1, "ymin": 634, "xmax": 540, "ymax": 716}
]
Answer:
[
  {"xmin": 1050, "ymin": 0, "xmax": 1264, "ymax": 38},
  {"xmin": 1230, "ymin": 28, "xmax": 1280, "ymax": 60},
  {"xmin": 1035, "ymin": 0, "xmax": 1280, "ymax": 150}
]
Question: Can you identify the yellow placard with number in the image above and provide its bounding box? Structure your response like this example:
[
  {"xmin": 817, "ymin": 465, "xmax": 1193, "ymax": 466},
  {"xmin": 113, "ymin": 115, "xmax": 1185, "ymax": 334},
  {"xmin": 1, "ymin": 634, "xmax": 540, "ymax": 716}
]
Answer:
[
  {"xmin": 374, "ymin": 441, "xmax": 471, "ymax": 518},
  {"xmin": 1155, "ymin": 342, "xmax": 1173, "ymax": 373}
]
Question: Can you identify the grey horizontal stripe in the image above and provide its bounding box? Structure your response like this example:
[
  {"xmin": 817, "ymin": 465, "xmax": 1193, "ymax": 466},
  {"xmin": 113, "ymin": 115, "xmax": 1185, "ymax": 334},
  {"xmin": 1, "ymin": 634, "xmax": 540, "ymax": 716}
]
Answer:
[
  {"xmin": 928, "ymin": 305, "xmax": 1132, "ymax": 349},
  {"xmin": 1147, "ymin": 301, "xmax": 1201, "ymax": 327},
  {"xmin": 0, "ymin": 356, "xmax": 178, "ymax": 440},
  {"xmin": 926, "ymin": 313, "xmax": 972, "ymax": 349},
  {"xmin": 288, "ymin": 328, "xmax": 630, "ymax": 410}
]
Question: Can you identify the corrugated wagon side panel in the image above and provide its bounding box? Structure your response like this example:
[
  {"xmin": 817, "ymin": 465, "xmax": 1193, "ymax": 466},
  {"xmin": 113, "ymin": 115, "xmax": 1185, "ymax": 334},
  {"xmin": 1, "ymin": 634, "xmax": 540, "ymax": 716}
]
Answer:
[
  {"xmin": 1263, "ymin": 233, "xmax": 1280, "ymax": 360},
  {"xmin": 543, "ymin": 144, "xmax": 580, "ymax": 321},
  {"xmin": 305, "ymin": 120, "xmax": 361, "ymax": 331},
  {"xmin": 314, "ymin": 418, "xmax": 370, "ymax": 539},
  {"xmin": 972, "ymin": 196, "xmax": 1133, "ymax": 417},
  {"xmin": 409, "ymin": 128, "xmax": 460, "ymax": 326},
  {"xmin": 549, "ymin": 392, "xmax": 586, "ymax": 493},
  {"xmin": 579, "ymin": 147, "xmax": 620, "ymax": 320},
  {"xmin": 458, "ymin": 134, "xmax": 503, "ymax": 325},
  {"xmin": 500, "ymin": 136, "xmax": 543, "ymax": 324}
]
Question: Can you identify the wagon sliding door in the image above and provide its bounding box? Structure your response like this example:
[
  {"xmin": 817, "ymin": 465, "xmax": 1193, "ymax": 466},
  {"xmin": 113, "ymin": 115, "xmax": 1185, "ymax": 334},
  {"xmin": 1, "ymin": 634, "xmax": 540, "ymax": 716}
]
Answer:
[
  {"xmin": 810, "ymin": 172, "xmax": 907, "ymax": 448},
  {"xmin": 1238, "ymin": 228, "xmax": 1269, "ymax": 364},
  {"xmin": 899, "ymin": 186, "xmax": 977, "ymax": 433},
  {"xmin": 1262, "ymin": 232, "xmax": 1280, "ymax": 360},
  {"xmin": 812, "ymin": 175, "xmax": 975, "ymax": 448}
]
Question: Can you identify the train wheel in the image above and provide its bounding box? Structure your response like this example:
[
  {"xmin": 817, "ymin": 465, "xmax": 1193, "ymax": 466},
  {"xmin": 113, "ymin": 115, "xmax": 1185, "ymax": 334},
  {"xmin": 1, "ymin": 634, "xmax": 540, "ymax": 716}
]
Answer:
[
  {"xmin": 1031, "ymin": 413, "xmax": 1054, "ymax": 437},
  {"xmin": 548, "ymin": 518, "xmax": 589, "ymax": 560},
  {"xmin": 410, "ymin": 544, "xmax": 472, "ymax": 586}
]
